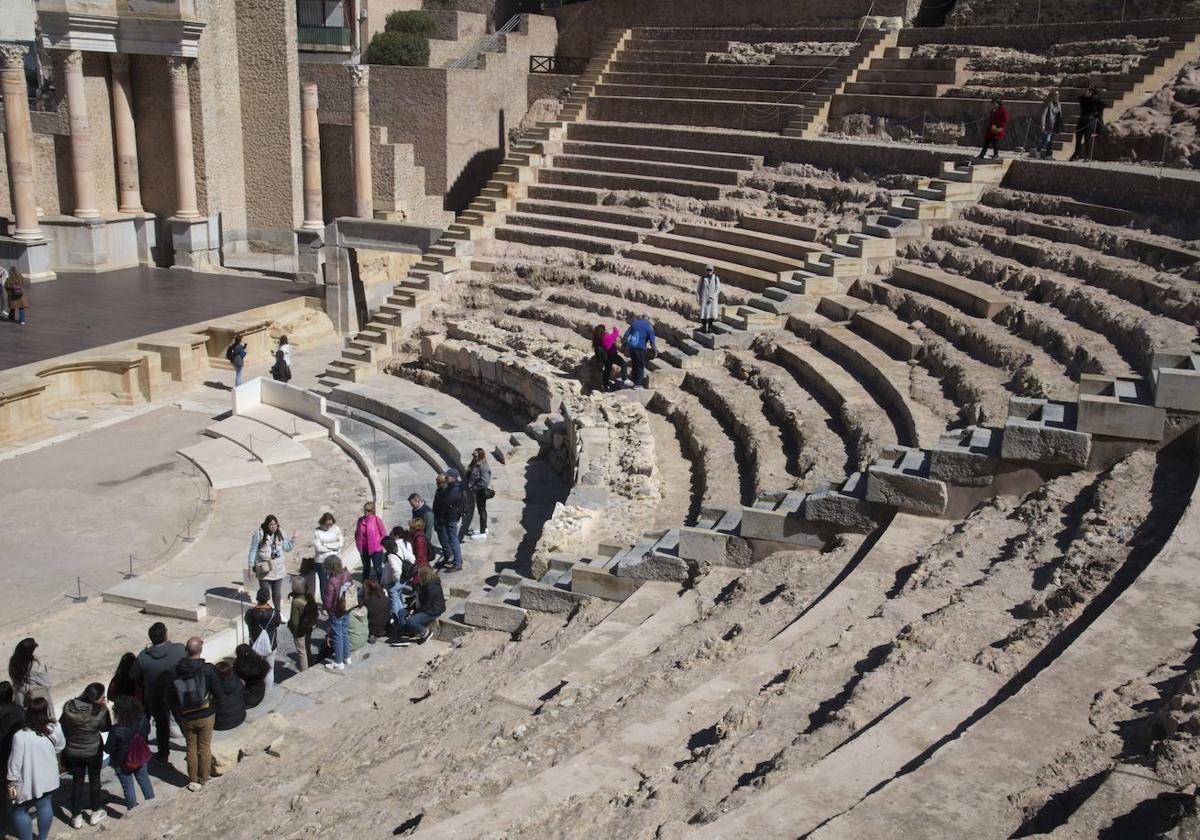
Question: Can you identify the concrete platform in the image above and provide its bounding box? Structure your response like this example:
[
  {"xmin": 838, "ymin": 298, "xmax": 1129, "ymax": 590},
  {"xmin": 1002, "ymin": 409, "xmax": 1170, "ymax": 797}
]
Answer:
[
  {"xmin": 204, "ymin": 415, "xmax": 312, "ymax": 465},
  {"xmin": 178, "ymin": 436, "xmax": 273, "ymax": 489},
  {"xmin": 238, "ymin": 403, "xmax": 328, "ymax": 442}
]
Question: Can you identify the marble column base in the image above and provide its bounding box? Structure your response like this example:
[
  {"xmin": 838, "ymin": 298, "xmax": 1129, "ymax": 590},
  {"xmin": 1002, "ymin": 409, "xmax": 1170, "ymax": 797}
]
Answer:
[
  {"xmin": 0, "ymin": 236, "xmax": 56, "ymax": 282},
  {"xmin": 169, "ymin": 215, "xmax": 220, "ymax": 270}
]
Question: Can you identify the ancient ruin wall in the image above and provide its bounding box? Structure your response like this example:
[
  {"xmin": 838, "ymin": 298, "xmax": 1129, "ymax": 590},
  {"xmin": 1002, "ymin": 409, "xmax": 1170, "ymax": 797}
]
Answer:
[
  {"xmin": 946, "ymin": 0, "xmax": 1200, "ymax": 26},
  {"xmin": 235, "ymin": 0, "xmax": 304, "ymax": 237},
  {"xmin": 130, "ymin": 54, "xmax": 175, "ymax": 222}
]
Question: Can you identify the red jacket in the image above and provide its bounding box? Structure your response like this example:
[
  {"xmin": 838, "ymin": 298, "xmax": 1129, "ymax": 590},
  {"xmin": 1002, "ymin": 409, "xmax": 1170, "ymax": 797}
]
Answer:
[{"xmin": 988, "ymin": 105, "xmax": 1009, "ymax": 139}]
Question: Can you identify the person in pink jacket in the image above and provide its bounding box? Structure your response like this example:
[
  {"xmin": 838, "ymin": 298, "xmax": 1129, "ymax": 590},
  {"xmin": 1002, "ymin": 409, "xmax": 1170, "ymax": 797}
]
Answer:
[{"xmin": 355, "ymin": 502, "xmax": 387, "ymax": 582}]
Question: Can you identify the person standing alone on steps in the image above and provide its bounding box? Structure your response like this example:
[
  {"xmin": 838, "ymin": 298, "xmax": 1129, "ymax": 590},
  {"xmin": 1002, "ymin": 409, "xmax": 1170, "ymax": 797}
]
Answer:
[
  {"xmin": 464, "ymin": 448, "xmax": 493, "ymax": 541},
  {"xmin": 623, "ymin": 313, "xmax": 657, "ymax": 389},
  {"xmin": 226, "ymin": 334, "xmax": 247, "ymax": 387},
  {"xmin": 1037, "ymin": 90, "xmax": 1063, "ymax": 159},
  {"xmin": 978, "ymin": 97, "xmax": 1007, "ymax": 159},
  {"xmin": 697, "ymin": 266, "xmax": 721, "ymax": 334}
]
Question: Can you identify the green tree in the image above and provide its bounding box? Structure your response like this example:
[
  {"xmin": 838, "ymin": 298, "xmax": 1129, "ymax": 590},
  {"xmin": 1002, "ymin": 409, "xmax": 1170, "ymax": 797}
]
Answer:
[{"xmin": 365, "ymin": 31, "xmax": 430, "ymax": 66}]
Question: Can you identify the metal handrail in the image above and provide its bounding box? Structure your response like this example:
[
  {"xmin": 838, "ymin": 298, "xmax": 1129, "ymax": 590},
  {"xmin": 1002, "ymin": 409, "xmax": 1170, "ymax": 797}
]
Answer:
[{"xmin": 446, "ymin": 13, "xmax": 526, "ymax": 70}]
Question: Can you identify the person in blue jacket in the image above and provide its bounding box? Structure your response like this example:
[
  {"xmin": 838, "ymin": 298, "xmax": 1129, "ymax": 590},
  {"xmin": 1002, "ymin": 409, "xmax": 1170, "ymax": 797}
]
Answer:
[{"xmin": 623, "ymin": 313, "xmax": 657, "ymax": 389}]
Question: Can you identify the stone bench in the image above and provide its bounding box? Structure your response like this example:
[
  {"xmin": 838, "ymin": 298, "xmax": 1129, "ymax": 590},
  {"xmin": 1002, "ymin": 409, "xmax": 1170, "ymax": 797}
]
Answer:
[
  {"xmin": 889, "ymin": 263, "xmax": 1010, "ymax": 319},
  {"xmin": 865, "ymin": 446, "xmax": 949, "ymax": 516},
  {"xmin": 999, "ymin": 396, "xmax": 1091, "ymax": 468}
]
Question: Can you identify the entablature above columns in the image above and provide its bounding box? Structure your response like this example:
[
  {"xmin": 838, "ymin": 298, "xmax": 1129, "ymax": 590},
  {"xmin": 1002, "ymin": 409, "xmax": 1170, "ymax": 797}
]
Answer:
[{"xmin": 37, "ymin": 0, "xmax": 205, "ymax": 57}]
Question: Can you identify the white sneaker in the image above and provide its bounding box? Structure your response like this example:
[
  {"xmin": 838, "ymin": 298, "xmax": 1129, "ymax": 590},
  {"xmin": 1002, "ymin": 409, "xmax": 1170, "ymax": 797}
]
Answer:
[
  {"xmin": 72, "ymin": 815, "xmax": 84, "ymax": 830},
  {"xmin": 471, "ymin": 532, "xmax": 488, "ymax": 540},
  {"xmin": 88, "ymin": 810, "xmax": 107, "ymax": 826},
  {"xmin": 187, "ymin": 781, "xmax": 203, "ymax": 792},
  {"xmin": 323, "ymin": 662, "xmax": 342, "ymax": 671},
  {"xmin": 344, "ymin": 657, "xmax": 352, "ymax": 666}
]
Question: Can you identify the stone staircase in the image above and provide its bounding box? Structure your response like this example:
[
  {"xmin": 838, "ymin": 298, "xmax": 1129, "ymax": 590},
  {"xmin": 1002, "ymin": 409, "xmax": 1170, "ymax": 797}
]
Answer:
[{"xmin": 782, "ymin": 27, "xmax": 900, "ymax": 138}]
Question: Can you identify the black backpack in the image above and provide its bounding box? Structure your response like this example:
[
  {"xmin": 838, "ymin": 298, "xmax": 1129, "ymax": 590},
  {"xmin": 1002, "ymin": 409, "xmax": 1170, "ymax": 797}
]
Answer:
[
  {"xmin": 225, "ymin": 343, "xmax": 237, "ymax": 363},
  {"xmin": 173, "ymin": 671, "xmax": 209, "ymax": 714}
]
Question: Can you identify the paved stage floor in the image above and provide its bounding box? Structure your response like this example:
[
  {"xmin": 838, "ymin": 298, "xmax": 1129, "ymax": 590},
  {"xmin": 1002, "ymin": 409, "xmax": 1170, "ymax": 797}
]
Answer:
[{"xmin": 0, "ymin": 266, "xmax": 320, "ymax": 371}]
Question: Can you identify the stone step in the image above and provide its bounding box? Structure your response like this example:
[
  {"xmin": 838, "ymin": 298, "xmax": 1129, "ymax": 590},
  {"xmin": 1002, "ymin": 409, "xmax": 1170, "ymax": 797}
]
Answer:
[
  {"xmin": 604, "ymin": 70, "xmax": 840, "ymax": 92},
  {"xmin": 177, "ymin": 436, "xmax": 272, "ymax": 491},
  {"xmin": 514, "ymin": 198, "xmax": 657, "ymax": 229},
  {"xmin": 889, "ymin": 263, "xmax": 1011, "ymax": 319},
  {"xmin": 203, "ymin": 415, "xmax": 311, "ymax": 466},
  {"xmin": 502, "ymin": 211, "xmax": 646, "ymax": 243},
  {"xmin": 549, "ymin": 153, "xmax": 744, "ymax": 186},
  {"xmin": 495, "ymin": 224, "xmax": 624, "ymax": 254},
  {"xmin": 621, "ymin": 243, "xmax": 778, "ymax": 293},
  {"xmin": 644, "ymin": 230, "xmax": 805, "ymax": 275},
  {"xmin": 463, "ymin": 582, "xmax": 529, "ymax": 635},
  {"xmin": 559, "ymin": 139, "xmax": 758, "ymax": 170},
  {"xmin": 538, "ymin": 167, "xmax": 724, "ymax": 200},
  {"xmin": 594, "ymin": 82, "xmax": 823, "ymax": 107},
  {"xmin": 850, "ymin": 309, "xmax": 923, "ymax": 362},
  {"xmin": 525, "ymin": 183, "xmax": 603, "ymax": 205},
  {"xmin": 237, "ymin": 404, "xmax": 327, "ymax": 442},
  {"xmin": 674, "ymin": 221, "xmax": 828, "ymax": 262},
  {"xmin": 739, "ymin": 214, "xmax": 822, "ymax": 243}
]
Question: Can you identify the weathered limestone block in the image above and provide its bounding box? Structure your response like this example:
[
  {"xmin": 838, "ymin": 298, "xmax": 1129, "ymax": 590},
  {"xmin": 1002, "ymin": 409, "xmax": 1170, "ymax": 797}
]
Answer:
[
  {"xmin": 803, "ymin": 488, "xmax": 884, "ymax": 532},
  {"xmin": 615, "ymin": 552, "xmax": 689, "ymax": 582},
  {"xmin": 531, "ymin": 503, "xmax": 598, "ymax": 579},
  {"xmin": 866, "ymin": 467, "xmax": 948, "ymax": 515},
  {"xmin": 518, "ymin": 580, "xmax": 590, "ymax": 614},
  {"xmin": 928, "ymin": 426, "xmax": 998, "ymax": 486},
  {"xmin": 678, "ymin": 526, "xmax": 753, "ymax": 567},
  {"xmin": 464, "ymin": 599, "xmax": 528, "ymax": 635},
  {"xmin": 1152, "ymin": 351, "xmax": 1200, "ymax": 413},
  {"xmin": 1000, "ymin": 397, "xmax": 1091, "ymax": 468},
  {"xmin": 1077, "ymin": 374, "xmax": 1166, "ymax": 442},
  {"xmin": 570, "ymin": 564, "xmax": 643, "ymax": 601}
]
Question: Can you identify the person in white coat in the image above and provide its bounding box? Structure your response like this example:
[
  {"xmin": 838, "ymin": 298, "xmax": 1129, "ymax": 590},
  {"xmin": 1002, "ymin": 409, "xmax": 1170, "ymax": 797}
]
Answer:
[
  {"xmin": 7, "ymin": 697, "xmax": 65, "ymax": 840},
  {"xmin": 311, "ymin": 512, "xmax": 344, "ymax": 608},
  {"xmin": 697, "ymin": 265, "xmax": 721, "ymax": 334}
]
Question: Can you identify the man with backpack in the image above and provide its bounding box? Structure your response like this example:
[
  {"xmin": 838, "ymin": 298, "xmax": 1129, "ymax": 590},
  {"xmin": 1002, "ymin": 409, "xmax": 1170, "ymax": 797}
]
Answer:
[
  {"xmin": 623, "ymin": 313, "xmax": 657, "ymax": 389},
  {"xmin": 169, "ymin": 637, "xmax": 216, "ymax": 791},
  {"xmin": 226, "ymin": 334, "xmax": 247, "ymax": 387}
]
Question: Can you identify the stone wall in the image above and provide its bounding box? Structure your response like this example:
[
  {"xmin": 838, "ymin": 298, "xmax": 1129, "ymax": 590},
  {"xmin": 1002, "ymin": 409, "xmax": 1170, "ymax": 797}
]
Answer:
[
  {"xmin": 0, "ymin": 126, "xmax": 64, "ymax": 218},
  {"xmin": 193, "ymin": 0, "xmax": 249, "ymax": 239},
  {"xmin": 318, "ymin": 123, "xmax": 354, "ymax": 220},
  {"xmin": 945, "ymin": 0, "xmax": 1200, "ymax": 26},
  {"xmin": 548, "ymin": 0, "xmax": 907, "ymax": 57},
  {"xmin": 235, "ymin": 0, "xmax": 304, "ymax": 236},
  {"xmin": 527, "ymin": 72, "xmax": 574, "ymax": 107},
  {"xmin": 131, "ymin": 54, "xmax": 176, "ymax": 222},
  {"xmin": 898, "ymin": 18, "xmax": 1195, "ymax": 50}
]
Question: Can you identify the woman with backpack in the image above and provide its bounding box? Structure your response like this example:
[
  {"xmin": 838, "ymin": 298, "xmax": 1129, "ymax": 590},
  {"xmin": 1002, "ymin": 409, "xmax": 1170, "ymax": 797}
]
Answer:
[
  {"xmin": 60, "ymin": 683, "xmax": 110, "ymax": 828},
  {"xmin": 7, "ymin": 697, "xmax": 65, "ymax": 840},
  {"xmin": 287, "ymin": 577, "xmax": 319, "ymax": 672},
  {"xmin": 354, "ymin": 502, "xmax": 387, "ymax": 582},
  {"xmin": 227, "ymin": 334, "xmax": 247, "ymax": 387},
  {"xmin": 4, "ymin": 269, "xmax": 27, "ymax": 326},
  {"xmin": 104, "ymin": 695, "xmax": 154, "ymax": 812},
  {"xmin": 464, "ymin": 449, "xmax": 493, "ymax": 541},
  {"xmin": 8, "ymin": 638, "xmax": 52, "ymax": 713},
  {"xmin": 323, "ymin": 556, "xmax": 355, "ymax": 671},
  {"xmin": 243, "ymin": 585, "xmax": 280, "ymax": 687},
  {"xmin": 381, "ymin": 535, "xmax": 415, "ymax": 638},
  {"xmin": 247, "ymin": 515, "xmax": 296, "ymax": 611}
]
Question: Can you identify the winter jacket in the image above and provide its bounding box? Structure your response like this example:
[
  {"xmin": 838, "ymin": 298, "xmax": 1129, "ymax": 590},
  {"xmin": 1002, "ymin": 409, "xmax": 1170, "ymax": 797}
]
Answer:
[
  {"xmin": 245, "ymin": 605, "xmax": 281, "ymax": 652},
  {"xmin": 467, "ymin": 461, "xmax": 492, "ymax": 493},
  {"xmin": 987, "ymin": 104, "xmax": 1009, "ymax": 139},
  {"xmin": 410, "ymin": 532, "xmax": 430, "ymax": 567},
  {"xmin": 433, "ymin": 482, "xmax": 465, "ymax": 525},
  {"xmin": 414, "ymin": 579, "xmax": 446, "ymax": 618},
  {"xmin": 287, "ymin": 593, "xmax": 318, "ymax": 639},
  {"xmin": 12, "ymin": 663, "xmax": 53, "ymax": 713},
  {"xmin": 1040, "ymin": 101, "xmax": 1063, "ymax": 133},
  {"xmin": 602, "ymin": 327, "xmax": 619, "ymax": 352},
  {"xmin": 248, "ymin": 529, "xmax": 294, "ymax": 582},
  {"xmin": 697, "ymin": 273, "xmax": 721, "ymax": 320},
  {"xmin": 170, "ymin": 658, "xmax": 216, "ymax": 722},
  {"xmin": 228, "ymin": 342, "xmax": 247, "ymax": 369},
  {"xmin": 104, "ymin": 714, "xmax": 150, "ymax": 769},
  {"xmin": 7, "ymin": 724, "xmax": 64, "ymax": 803},
  {"xmin": 411, "ymin": 504, "xmax": 435, "ymax": 541},
  {"xmin": 623, "ymin": 318, "xmax": 657, "ymax": 351},
  {"xmin": 212, "ymin": 674, "xmax": 247, "ymax": 731},
  {"xmin": 312, "ymin": 525, "xmax": 344, "ymax": 560},
  {"xmin": 365, "ymin": 594, "xmax": 391, "ymax": 638},
  {"xmin": 4, "ymin": 272, "xmax": 27, "ymax": 310},
  {"xmin": 324, "ymin": 570, "xmax": 354, "ymax": 618},
  {"xmin": 355, "ymin": 514, "xmax": 387, "ymax": 556},
  {"xmin": 130, "ymin": 641, "xmax": 186, "ymax": 713},
  {"xmin": 59, "ymin": 698, "xmax": 110, "ymax": 760},
  {"xmin": 235, "ymin": 654, "xmax": 271, "ymax": 710}
]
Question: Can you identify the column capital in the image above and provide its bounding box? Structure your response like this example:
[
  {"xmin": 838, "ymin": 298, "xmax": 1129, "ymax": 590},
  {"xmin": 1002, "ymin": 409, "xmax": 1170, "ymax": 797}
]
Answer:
[
  {"xmin": 109, "ymin": 52, "xmax": 130, "ymax": 72},
  {"xmin": 0, "ymin": 44, "xmax": 30, "ymax": 69},
  {"xmin": 58, "ymin": 49, "xmax": 84, "ymax": 71},
  {"xmin": 167, "ymin": 55, "xmax": 192, "ymax": 80},
  {"xmin": 348, "ymin": 64, "xmax": 369, "ymax": 87}
]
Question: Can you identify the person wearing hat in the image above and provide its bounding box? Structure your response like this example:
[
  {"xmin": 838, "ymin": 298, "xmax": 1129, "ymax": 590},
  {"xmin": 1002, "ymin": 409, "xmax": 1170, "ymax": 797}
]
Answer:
[{"xmin": 697, "ymin": 265, "xmax": 721, "ymax": 334}]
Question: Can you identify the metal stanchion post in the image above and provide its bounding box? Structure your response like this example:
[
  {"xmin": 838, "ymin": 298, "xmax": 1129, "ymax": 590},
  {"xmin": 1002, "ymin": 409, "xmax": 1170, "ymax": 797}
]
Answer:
[
  {"xmin": 124, "ymin": 554, "xmax": 137, "ymax": 579},
  {"xmin": 69, "ymin": 577, "xmax": 86, "ymax": 604}
]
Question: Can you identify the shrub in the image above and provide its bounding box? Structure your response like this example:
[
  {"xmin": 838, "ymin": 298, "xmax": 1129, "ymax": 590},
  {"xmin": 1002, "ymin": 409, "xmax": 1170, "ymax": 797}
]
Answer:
[
  {"xmin": 366, "ymin": 31, "xmax": 430, "ymax": 66},
  {"xmin": 384, "ymin": 10, "xmax": 437, "ymax": 35}
]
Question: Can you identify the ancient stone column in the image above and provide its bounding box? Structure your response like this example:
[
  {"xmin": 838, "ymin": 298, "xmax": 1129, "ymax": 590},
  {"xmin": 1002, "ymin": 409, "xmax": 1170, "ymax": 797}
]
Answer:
[
  {"xmin": 60, "ymin": 49, "xmax": 100, "ymax": 219},
  {"xmin": 349, "ymin": 65, "xmax": 372, "ymax": 220},
  {"xmin": 167, "ymin": 56, "xmax": 200, "ymax": 219},
  {"xmin": 0, "ymin": 45, "xmax": 42, "ymax": 241},
  {"xmin": 109, "ymin": 53, "xmax": 143, "ymax": 214},
  {"xmin": 300, "ymin": 82, "xmax": 324, "ymax": 230}
]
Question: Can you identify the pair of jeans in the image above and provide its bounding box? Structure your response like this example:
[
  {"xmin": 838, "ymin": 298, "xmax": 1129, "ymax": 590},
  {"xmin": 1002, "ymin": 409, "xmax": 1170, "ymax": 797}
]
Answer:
[
  {"xmin": 1038, "ymin": 130, "xmax": 1055, "ymax": 156},
  {"xmin": 628, "ymin": 346, "xmax": 647, "ymax": 387},
  {"xmin": 438, "ymin": 521, "xmax": 462, "ymax": 568},
  {"xmin": 329, "ymin": 613, "xmax": 350, "ymax": 663},
  {"xmin": 234, "ymin": 364, "xmax": 244, "ymax": 387},
  {"xmin": 152, "ymin": 703, "xmax": 172, "ymax": 761},
  {"xmin": 401, "ymin": 611, "xmax": 436, "ymax": 637},
  {"xmin": 386, "ymin": 584, "xmax": 408, "ymax": 631},
  {"xmin": 66, "ymin": 751, "xmax": 103, "ymax": 817},
  {"xmin": 181, "ymin": 714, "xmax": 215, "ymax": 784},
  {"xmin": 115, "ymin": 764, "xmax": 155, "ymax": 809},
  {"xmin": 10, "ymin": 793, "xmax": 53, "ymax": 840},
  {"xmin": 8, "ymin": 307, "xmax": 25, "ymax": 324}
]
